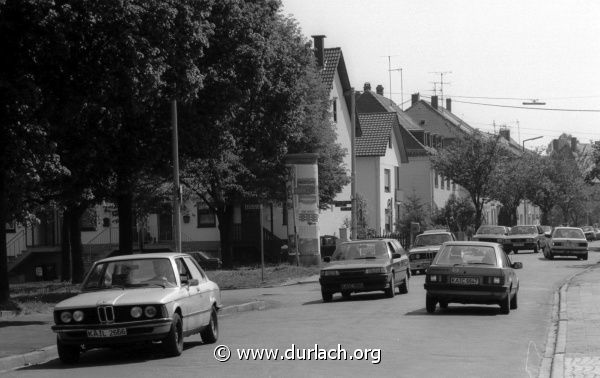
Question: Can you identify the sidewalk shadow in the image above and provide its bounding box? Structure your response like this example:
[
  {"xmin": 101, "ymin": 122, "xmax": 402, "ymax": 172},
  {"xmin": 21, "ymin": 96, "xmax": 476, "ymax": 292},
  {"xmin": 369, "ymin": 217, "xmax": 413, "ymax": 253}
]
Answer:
[
  {"xmin": 15, "ymin": 341, "xmax": 207, "ymax": 371},
  {"xmin": 302, "ymin": 292, "xmax": 392, "ymax": 306},
  {"xmin": 0, "ymin": 321, "xmax": 47, "ymax": 328}
]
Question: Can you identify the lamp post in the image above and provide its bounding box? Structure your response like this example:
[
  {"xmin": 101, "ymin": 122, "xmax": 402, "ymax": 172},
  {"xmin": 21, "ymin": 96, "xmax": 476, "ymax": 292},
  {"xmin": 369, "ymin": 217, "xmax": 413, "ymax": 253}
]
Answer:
[{"xmin": 521, "ymin": 135, "xmax": 543, "ymax": 224}]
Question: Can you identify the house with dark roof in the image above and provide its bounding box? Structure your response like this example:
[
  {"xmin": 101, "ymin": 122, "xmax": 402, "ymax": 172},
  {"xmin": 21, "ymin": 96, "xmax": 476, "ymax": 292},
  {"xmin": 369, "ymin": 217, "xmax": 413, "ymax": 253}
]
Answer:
[{"xmin": 356, "ymin": 85, "xmax": 461, "ymax": 230}]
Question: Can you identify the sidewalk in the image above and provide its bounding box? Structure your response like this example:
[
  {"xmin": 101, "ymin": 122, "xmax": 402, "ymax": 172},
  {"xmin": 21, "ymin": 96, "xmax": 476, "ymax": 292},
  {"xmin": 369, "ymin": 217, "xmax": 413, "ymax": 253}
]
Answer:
[
  {"xmin": 0, "ymin": 274, "xmax": 319, "ymax": 372},
  {"xmin": 551, "ymin": 262, "xmax": 600, "ymax": 377}
]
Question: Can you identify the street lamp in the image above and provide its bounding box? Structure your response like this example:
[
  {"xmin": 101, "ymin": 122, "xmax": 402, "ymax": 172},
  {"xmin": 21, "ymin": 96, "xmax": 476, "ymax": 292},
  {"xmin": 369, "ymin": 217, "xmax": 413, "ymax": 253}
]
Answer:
[{"xmin": 522, "ymin": 136, "xmax": 543, "ymax": 151}]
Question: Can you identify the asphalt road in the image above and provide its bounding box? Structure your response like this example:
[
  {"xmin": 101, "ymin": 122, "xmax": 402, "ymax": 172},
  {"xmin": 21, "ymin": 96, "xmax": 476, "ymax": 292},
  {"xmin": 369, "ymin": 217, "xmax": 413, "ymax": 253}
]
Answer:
[{"xmin": 6, "ymin": 251, "xmax": 598, "ymax": 378}]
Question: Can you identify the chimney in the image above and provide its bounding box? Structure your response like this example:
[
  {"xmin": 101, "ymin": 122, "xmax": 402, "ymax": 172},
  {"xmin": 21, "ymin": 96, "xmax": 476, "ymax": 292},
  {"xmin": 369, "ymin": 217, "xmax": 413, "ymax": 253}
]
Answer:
[
  {"xmin": 376, "ymin": 84, "xmax": 384, "ymax": 96},
  {"xmin": 446, "ymin": 98, "xmax": 452, "ymax": 112},
  {"xmin": 363, "ymin": 82, "xmax": 371, "ymax": 92},
  {"xmin": 411, "ymin": 93, "xmax": 420, "ymax": 105},
  {"xmin": 311, "ymin": 35, "xmax": 326, "ymax": 67},
  {"xmin": 431, "ymin": 95, "xmax": 438, "ymax": 109},
  {"xmin": 499, "ymin": 128, "xmax": 510, "ymax": 140}
]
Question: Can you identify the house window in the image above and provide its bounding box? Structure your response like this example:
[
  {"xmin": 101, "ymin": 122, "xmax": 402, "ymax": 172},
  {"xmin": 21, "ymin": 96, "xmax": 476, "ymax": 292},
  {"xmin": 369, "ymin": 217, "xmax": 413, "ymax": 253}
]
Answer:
[
  {"xmin": 441, "ymin": 176, "xmax": 444, "ymax": 189},
  {"xmin": 446, "ymin": 178, "xmax": 450, "ymax": 190},
  {"xmin": 282, "ymin": 206, "xmax": 287, "ymax": 226},
  {"xmin": 395, "ymin": 166, "xmax": 400, "ymax": 190},
  {"xmin": 384, "ymin": 169, "xmax": 391, "ymax": 193},
  {"xmin": 452, "ymin": 182, "xmax": 456, "ymax": 191},
  {"xmin": 197, "ymin": 203, "xmax": 216, "ymax": 228},
  {"xmin": 434, "ymin": 171, "xmax": 438, "ymax": 188},
  {"xmin": 332, "ymin": 98, "xmax": 337, "ymax": 123}
]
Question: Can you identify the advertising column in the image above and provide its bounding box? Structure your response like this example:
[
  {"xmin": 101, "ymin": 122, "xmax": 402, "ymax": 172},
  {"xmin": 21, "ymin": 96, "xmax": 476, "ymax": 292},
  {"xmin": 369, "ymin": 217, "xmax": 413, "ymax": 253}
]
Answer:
[{"xmin": 285, "ymin": 153, "xmax": 320, "ymax": 266}]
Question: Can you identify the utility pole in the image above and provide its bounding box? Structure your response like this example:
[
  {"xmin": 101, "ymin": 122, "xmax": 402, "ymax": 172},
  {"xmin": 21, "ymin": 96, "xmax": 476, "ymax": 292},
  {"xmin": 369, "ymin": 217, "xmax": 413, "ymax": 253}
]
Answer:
[
  {"xmin": 350, "ymin": 87, "xmax": 357, "ymax": 239},
  {"xmin": 171, "ymin": 100, "xmax": 182, "ymax": 252}
]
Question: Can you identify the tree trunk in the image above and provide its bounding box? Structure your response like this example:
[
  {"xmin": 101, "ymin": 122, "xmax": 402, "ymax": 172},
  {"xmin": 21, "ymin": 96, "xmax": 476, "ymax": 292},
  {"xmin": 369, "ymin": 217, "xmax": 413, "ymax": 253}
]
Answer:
[
  {"xmin": 60, "ymin": 209, "xmax": 71, "ymax": 281},
  {"xmin": 217, "ymin": 205, "xmax": 235, "ymax": 268},
  {"xmin": 0, "ymin": 170, "xmax": 9, "ymax": 303},
  {"xmin": 540, "ymin": 210, "xmax": 550, "ymax": 226},
  {"xmin": 69, "ymin": 206, "xmax": 85, "ymax": 283},
  {"xmin": 117, "ymin": 185, "xmax": 133, "ymax": 255}
]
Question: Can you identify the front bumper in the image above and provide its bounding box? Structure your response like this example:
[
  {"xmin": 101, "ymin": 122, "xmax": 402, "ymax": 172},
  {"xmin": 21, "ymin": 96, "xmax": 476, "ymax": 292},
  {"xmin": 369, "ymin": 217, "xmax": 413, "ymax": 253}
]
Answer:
[
  {"xmin": 424, "ymin": 284, "xmax": 510, "ymax": 304},
  {"xmin": 548, "ymin": 248, "xmax": 587, "ymax": 257},
  {"xmin": 320, "ymin": 273, "xmax": 390, "ymax": 293},
  {"xmin": 52, "ymin": 318, "xmax": 173, "ymax": 346},
  {"xmin": 409, "ymin": 260, "xmax": 432, "ymax": 271}
]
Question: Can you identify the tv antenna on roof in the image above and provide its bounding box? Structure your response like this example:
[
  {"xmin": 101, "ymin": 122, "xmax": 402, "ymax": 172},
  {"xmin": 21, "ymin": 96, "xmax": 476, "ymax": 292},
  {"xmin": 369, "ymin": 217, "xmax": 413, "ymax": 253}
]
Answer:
[
  {"xmin": 430, "ymin": 71, "xmax": 451, "ymax": 103},
  {"xmin": 383, "ymin": 55, "xmax": 403, "ymax": 109}
]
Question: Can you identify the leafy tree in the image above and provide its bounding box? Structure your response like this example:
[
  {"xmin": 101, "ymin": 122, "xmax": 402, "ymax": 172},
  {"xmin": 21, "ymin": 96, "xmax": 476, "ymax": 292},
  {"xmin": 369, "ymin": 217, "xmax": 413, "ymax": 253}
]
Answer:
[
  {"xmin": 0, "ymin": 0, "xmax": 67, "ymax": 301},
  {"xmin": 397, "ymin": 191, "xmax": 431, "ymax": 234},
  {"xmin": 431, "ymin": 131, "xmax": 504, "ymax": 230},
  {"xmin": 433, "ymin": 194, "xmax": 476, "ymax": 233},
  {"xmin": 179, "ymin": 0, "xmax": 348, "ymax": 267},
  {"xmin": 488, "ymin": 155, "xmax": 532, "ymax": 226}
]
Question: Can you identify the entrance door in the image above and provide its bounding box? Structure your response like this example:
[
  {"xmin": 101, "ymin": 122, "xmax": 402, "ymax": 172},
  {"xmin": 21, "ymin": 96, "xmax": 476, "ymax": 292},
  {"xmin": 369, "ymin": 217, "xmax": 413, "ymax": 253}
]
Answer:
[{"xmin": 158, "ymin": 207, "xmax": 173, "ymax": 242}]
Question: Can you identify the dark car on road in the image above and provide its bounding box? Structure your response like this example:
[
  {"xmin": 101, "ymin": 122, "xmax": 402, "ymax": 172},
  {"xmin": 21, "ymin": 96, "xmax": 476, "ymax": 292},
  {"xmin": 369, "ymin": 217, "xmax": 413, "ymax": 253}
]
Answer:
[
  {"xmin": 319, "ymin": 239, "xmax": 410, "ymax": 302},
  {"xmin": 424, "ymin": 241, "xmax": 522, "ymax": 314},
  {"xmin": 506, "ymin": 225, "xmax": 546, "ymax": 254},
  {"xmin": 471, "ymin": 225, "xmax": 510, "ymax": 250},
  {"xmin": 544, "ymin": 227, "xmax": 588, "ymax": 260},
  {"xmin": 581, "ymin": 226, "xmax": 596, "ymax": 241},
  {"xmin": 408, "ymin": 230, "xmax": 455, "ymax": 275}
]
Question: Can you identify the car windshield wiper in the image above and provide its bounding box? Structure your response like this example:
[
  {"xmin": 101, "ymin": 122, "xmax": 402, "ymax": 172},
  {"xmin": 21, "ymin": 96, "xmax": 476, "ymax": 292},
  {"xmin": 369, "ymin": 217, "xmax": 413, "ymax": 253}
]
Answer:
[
  {"xmin": 467, "ymin": 262, "xmax": 495, "ymax": 265},
  {"xmin": 355, "ymin": 256, "xmax": 377, "ymax": 259},
  {"xmin": 141, "ymin": 282, "xmax": 166, "ymax": 288}
]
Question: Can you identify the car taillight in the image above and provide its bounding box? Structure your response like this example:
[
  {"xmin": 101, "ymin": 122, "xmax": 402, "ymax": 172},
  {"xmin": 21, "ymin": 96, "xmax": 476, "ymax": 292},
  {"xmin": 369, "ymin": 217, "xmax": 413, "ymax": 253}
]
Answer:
[
  {"xmin": 428, "ymin": 274, "xmax": 443, "ymax": 283},
  {"xmin": 485, "ymin": 276, "xmax": 504, "ymax": 285}
]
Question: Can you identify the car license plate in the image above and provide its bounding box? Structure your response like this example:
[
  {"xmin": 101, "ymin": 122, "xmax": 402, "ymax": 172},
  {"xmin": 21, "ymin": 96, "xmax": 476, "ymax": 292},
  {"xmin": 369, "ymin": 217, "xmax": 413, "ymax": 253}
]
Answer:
[
  {"xmin": 341, "ymin": 283, "xmax": 364, "ymax": 290},
  {"xmin": 87, "ymin": 328, "xmax": 127, "ymax": 338},
  {"xmin": 450, "ymin": 277, "xmax": 479, "ymax": 285},
  {"xmin": 513, "ymin": 242, "xmax": 524, "ymax": 246}
]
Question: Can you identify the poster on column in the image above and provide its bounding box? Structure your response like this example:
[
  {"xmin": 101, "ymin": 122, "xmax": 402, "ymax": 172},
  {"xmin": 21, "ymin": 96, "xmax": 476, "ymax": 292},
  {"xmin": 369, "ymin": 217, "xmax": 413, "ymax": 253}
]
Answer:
[{"xmin": 285, "ymin": 154, "xmax": 320, "ymax": 265}]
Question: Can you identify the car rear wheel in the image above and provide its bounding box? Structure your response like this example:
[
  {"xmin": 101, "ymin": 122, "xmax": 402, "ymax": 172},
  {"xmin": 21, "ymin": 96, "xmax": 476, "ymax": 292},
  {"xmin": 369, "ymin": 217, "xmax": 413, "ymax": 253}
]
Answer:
[
  {"xmin": 439, "ymin": 301, "xmax": 448, "ymax": 309},
  {"xmin": 57, "ymin": 337, "xmax": 80, "ymax": 364},
  {"xmin": 546, "ymin": 253, "xmax": 554, "ymax": 260},
  {"xmin": 533, "ymin": 243, "xmax": 539, "ymax": 253},
  {"xmin": 411, "ymin": 269, "xmax": 417, "ymax": 276},
  {"xmin": 385, "ymin": 275, "xmax": 396, "ymax": 298},
  {"xmin": 399, "ymin": 271, "xmax": 409, "ymax": 294},
  {"xmin": 426, "ymin": 295, "xmax": 437, "ymax": 313},
  {"xmin": 513, "ymin": 249, "xmax": 518, "ymax": 254},
  {"xmin": 341, "ymin": 291, "xmax": 352, "ymax": 299},
  {"xmin": 163, "ymin": 312, "xmax": 184, "ymax": 357},
  {"xmin": 500, "ymin": 293, "xmax": 511, "ymax": 314},
  {"xmin": 322, "ymin": 290, "xmax": 333, "ymax": 302},
  {"xmin": 510, "ymin": 291, "xmax": 518, "ymax": 310},
  {"xmin": 200, "ymin": 307, "xmax": 218, "ymax": 344},
  {"xmin": 584, "ymin": 254, "xmax": 589, "ymax": 261}
]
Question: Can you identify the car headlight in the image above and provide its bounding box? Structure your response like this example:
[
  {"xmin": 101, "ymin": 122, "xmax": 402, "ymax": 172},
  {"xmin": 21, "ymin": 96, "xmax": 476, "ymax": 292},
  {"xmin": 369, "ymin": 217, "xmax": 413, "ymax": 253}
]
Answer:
[
  {"xmin": 492, "ymin": 277, "xmax": 502, "ymax": 284},
  {"xmin": 365, "ymin": 267, "xmax": 386, "ymax": 274},
  {"xmin": 60, "ymin": 311, "xmax": 72, "ymax": 323},
  {"xmin": 72, "ymin": 310, "xmax": 84, "ymax": 322},
  {"xmin": 429, "ymin": 275, "xmax": 438, "ymax": 282},
  {"xmin": 144, "ymin": 306, "xmax": 157, "ymax": 318},
  {"xmin": 321, "ymin": 270, "xmax": 339, "ymax": 276},
  {"xmin": 130, "ymin": 306, "xmax": 143, "ymax": 319}
]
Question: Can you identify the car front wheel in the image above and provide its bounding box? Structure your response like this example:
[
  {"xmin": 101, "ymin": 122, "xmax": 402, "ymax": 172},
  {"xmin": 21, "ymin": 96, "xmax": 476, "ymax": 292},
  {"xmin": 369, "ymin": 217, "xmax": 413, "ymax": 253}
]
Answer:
[
  {"xmin": 399, "ymin": 271, "xmax": 409, "ymax": 294},
  {"xmin": 510, "ymin": 291, "xmax": 518, "ymax": 310},
  {"xmin": 500, "ymin": 293, "xmax": 511, "ymax": 314},
  {"xmin": 322, "ymin": 290, "xmax": 333, "ymax": 302},
  {"xmin": 163, "ymin": 313, "xmax": 184, "ymax": 357},
  {"xmin": 200, "ymin": 307, "xmax": 218, "ymax": 344},
  {"xmin": 57, "ymin": 337, "xmax": 80, "ymax": 364}
]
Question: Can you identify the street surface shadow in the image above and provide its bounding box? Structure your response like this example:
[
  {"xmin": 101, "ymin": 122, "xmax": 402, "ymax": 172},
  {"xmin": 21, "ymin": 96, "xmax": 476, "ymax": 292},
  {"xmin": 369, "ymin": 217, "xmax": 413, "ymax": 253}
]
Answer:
[
  {"xmin": 16, "ymin": 341, "xmax": 207, "ymax": 371},
  {"xmin": 405, "ymin": 306, "xmax": 501, "ymax": 316},
  {"xmin": 0, "ymin": 321, "xmax": 47, "ymax": 328},
  {"xmin": 537, "ymin": 257, "xmax": 584, "ymax": 262},
  {"xmin": 302, "ymin": 292, "xmax": 392, "ymax": 306}
]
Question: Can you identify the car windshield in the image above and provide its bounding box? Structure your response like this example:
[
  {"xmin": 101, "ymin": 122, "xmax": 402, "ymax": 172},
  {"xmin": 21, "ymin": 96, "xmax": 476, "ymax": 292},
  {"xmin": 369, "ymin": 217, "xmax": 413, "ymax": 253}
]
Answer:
[
  {"xmin": 331, "ymin": 242, "xmax": 390, "ymax": 260},
  {"xmin": 476, "ymin": 226, "xmax": 506, "ymax": 235},
  {"xmin": 553, "ymin": 229, "xmax": 585, "ymax": 239},
  {"xmin": 434, "ymin": 245, "xmax": 497, "ymax": 266},
  {"xmin": 414, "ymin": 234, "xmax": 452, "ymax": 246},
  {"xmin": 510, "ymin": 226, "xmax": 537, "ymax": 235},
  {"xmin": 82, "ymin": 258, "xmax": 178, "ymax": 291}
]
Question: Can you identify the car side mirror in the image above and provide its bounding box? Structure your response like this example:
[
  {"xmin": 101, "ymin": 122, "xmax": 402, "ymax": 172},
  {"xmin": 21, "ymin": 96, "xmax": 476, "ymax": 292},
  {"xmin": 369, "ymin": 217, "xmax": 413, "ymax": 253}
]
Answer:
[
  {"xmin": 512, "ymin": 262, "xmax": 523, "ymax": 269},
  {"xmin": 545, "ymin": 233, "xmax": 551, "ymax": 238},
  {"xmin": 188, "ymin": 278, "xmax": 199, "ymax": 286},
  {"xmin": 323, "ymin": 256, "xmax": 331, "ymax": 263},
  {"xmin": 392, "ymin": 253, "xmax": 401, "ymax": 259}
]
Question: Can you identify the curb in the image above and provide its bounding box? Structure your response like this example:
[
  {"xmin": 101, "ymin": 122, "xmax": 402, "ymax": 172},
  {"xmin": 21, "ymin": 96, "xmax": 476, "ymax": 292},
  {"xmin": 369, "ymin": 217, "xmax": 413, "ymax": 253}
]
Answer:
[
  {"xmin": 545, "ymin": 263, "xmax": 598, "ymax": 378},
  {"xmin": 0, "ymin": 300, "xmax": 268, "ymax": 373}
]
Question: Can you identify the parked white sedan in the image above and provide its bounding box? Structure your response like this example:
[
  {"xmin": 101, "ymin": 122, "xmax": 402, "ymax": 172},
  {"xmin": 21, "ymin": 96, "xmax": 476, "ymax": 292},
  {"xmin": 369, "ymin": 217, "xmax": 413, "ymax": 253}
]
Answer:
[{"xmin": 52, "ymin": 253, "xmax": 221, "ymax": 363}]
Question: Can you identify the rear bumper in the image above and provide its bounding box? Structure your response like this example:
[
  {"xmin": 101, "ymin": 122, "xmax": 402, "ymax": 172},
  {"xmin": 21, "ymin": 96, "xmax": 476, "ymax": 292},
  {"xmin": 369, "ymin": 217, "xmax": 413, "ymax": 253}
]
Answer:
[
  {"xmin": 424, "ymin": 284, "xmax": 511, "ymax": 304},
  {"xmin": 320, "ymin": 273, "xmax": 390, "ymax": 293},
  {"xmin": 52, "ymin": 318, "xmax": 173, "ymax": 346},
  {"xmin": 548, "ymin": 248, "xmax": 587, "ymax": 257},
  {"xmin": 409, "ymin": 260, "xmax": 432, "ymax": 271}
]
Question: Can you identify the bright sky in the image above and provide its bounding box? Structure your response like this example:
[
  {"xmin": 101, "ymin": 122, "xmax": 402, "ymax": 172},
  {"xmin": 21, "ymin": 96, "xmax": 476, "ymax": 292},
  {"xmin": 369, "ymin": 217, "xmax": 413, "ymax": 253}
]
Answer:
[{"xmin": 281, "ymin": 0, "xmax": 600, "ymax": 150}]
